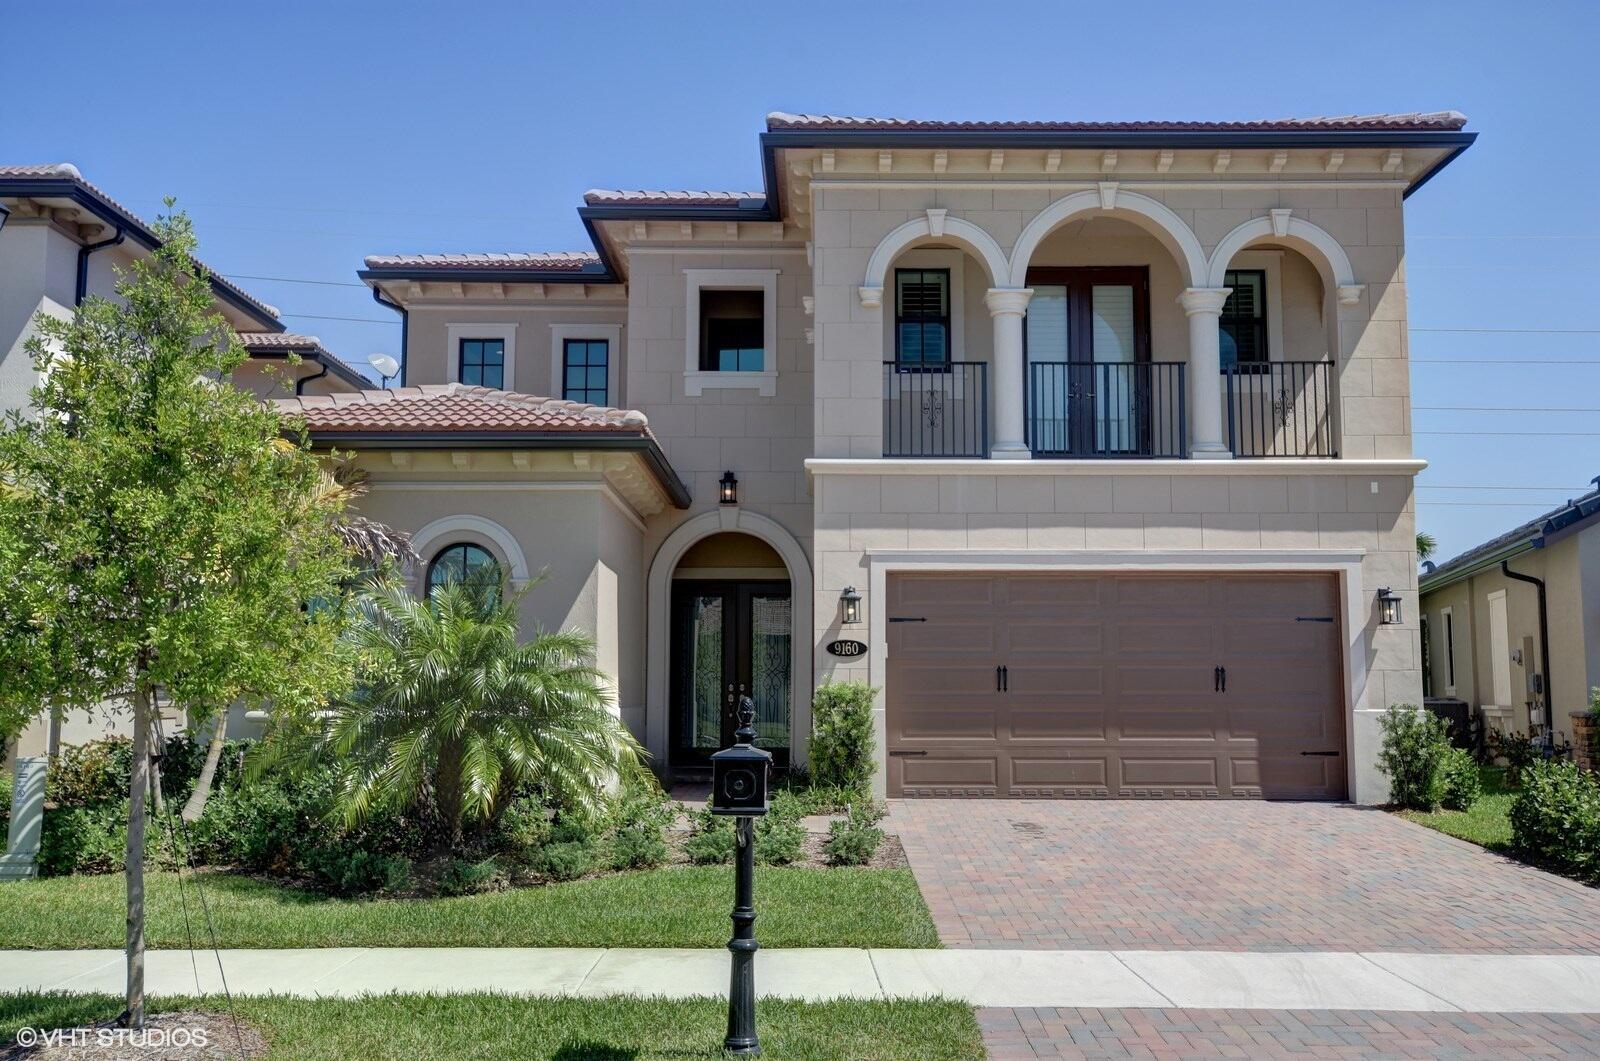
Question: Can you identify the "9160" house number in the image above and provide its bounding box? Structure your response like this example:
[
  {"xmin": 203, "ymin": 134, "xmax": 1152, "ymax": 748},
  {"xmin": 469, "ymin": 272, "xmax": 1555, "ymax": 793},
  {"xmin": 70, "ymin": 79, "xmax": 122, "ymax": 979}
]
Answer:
[{"xmin": 826, "ymin": 639, "xmax": 868, "ymax": 657}]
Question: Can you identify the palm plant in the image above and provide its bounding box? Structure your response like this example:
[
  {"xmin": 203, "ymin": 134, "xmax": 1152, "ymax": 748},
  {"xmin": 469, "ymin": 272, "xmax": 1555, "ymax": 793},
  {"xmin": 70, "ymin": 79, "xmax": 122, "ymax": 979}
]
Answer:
[
  {"xmin": 260, "ymin": 576, "xmax": 641, "ymax": 854},
  {"xmin": 1417, "ymin": 531, "xmax": 1438, "ymax": 563}
]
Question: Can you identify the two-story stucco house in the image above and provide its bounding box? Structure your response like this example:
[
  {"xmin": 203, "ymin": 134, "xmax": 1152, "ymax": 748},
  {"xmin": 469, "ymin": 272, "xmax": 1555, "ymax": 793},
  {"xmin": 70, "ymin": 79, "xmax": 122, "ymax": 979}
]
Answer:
[{"xmin": 280, "ymin": 109, "xmax": 1474, "ymax": 806}]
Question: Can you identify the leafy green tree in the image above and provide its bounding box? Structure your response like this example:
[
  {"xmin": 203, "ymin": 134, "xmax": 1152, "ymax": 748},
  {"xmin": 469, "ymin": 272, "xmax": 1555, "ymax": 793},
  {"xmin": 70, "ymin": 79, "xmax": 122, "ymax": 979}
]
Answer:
[
  {"xmin": 0, "ymin": 208, "xmax": 355, "ymax": 1025},
  {"xmin": 258, "ymin": 577, "xmax": 642, "ymax": 855}
]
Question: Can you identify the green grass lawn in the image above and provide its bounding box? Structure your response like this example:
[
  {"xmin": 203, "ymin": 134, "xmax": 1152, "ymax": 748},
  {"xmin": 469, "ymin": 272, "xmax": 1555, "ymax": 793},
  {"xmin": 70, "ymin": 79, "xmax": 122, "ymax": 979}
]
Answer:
[
  {"xmin": 1397, "ymin": 766, "xmax": 1515, "ymax": 851},
  {"xmin": 0, "ymin": 992, "xmax": 984, "ymax": 1060},
  {"xmin": 0, "ymin": 866, "xmax": 939, "ymax": 950}
]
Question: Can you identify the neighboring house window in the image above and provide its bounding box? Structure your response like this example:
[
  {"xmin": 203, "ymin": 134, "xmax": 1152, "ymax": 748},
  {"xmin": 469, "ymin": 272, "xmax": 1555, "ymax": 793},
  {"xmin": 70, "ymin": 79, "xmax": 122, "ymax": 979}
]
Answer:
[
  {"xmin": 426, "ymin": 542, "xmax": 501, "ymax": 598},
  {"xmin": 1219, "ymin": 269, "xmax": 1267, "ymax": 370},
  {"xmin": 699, "ymin": 290, "xmax": 765, "ymax": 372},
  {"xmin": 459, "ymin": 338, "xmax": 505, "ymax": 389},
  {"xmin": 562, "ymin": 339, "xmax": 609, "ymax": 406},
  {"xmin": 894, "ymin": 268, "xmax": 950, "ymax": 367}
]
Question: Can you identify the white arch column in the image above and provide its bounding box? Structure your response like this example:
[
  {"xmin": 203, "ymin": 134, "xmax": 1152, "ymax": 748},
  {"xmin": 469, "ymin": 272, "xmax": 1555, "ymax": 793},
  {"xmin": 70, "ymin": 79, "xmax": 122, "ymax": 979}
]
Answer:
[
  {"xmin": 985, "ymin": 287, "xmax": 1033, "ymax": 459},
  {"xmin": 1178, "ymin": 287, "xmax": 1234, "ymax": 459}
]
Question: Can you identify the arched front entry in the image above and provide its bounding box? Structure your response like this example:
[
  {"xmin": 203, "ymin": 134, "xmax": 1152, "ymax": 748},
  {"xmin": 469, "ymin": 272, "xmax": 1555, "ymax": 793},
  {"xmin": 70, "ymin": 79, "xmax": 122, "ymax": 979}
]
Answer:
[{"xmin": 645, "ymin": 509, "xmax": 814, "ymax": 777}]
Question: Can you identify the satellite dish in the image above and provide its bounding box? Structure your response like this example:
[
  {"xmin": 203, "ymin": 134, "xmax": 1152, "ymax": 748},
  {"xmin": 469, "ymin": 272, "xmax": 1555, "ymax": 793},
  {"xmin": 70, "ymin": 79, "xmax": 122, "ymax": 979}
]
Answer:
[{"xmin": 367, "ymin": 353, "xmax": 400, "ymax": 386}]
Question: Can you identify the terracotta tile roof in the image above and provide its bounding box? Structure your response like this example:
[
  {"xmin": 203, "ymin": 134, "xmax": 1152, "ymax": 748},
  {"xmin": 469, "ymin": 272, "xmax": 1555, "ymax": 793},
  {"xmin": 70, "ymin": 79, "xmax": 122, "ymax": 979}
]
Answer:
[
  {"xmin": 362, "ymin": 251, "xmax": 600, "ymax": 271},
  {"xmin": 273, "ymin": 383, "xmax": 651, "ymax": 436},
  {"xmin": 765, "ymin": 110, "xmax": 1470, "ymax": 133},
  {"xmin": 0, "ymin": 164, "xmax": 283, "ymax": 325},
  {"xmin": 237, "ymin": 332, "xmax": 370, "ymax": 389},
  {"xmin": 583, "ymin": 189, "xmax": 766, "ymax": 206}
]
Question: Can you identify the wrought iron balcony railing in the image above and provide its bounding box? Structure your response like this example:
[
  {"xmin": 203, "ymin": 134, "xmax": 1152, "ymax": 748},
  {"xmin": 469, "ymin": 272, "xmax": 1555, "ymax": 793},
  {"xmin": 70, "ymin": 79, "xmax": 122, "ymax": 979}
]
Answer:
[
  {"xmin": 1026, "ymin": 361, "xmax": 1187, "ymax": 459},
  {"xmin": 881, "ymin": 361, "xmax": 989, "ymax": 458},
  {"xmin": 1223, "ymin": 361, "xmax": 1336, "ymax": 458}
]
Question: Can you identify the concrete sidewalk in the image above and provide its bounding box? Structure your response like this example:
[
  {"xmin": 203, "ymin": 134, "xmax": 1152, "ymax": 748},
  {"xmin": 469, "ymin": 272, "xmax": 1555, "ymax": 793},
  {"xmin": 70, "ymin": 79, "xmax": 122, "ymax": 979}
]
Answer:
[{"xmin": 7, "ymin": 948, "xmax": 1600, "ymax": 1013}]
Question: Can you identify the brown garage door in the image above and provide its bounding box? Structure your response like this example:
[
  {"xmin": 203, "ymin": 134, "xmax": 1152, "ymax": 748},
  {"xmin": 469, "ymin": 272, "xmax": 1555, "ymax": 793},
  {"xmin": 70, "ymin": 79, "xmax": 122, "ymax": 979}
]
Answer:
[{"xmin": 886, "ymin": 572, "xmax": 1346, "ymax": 799}]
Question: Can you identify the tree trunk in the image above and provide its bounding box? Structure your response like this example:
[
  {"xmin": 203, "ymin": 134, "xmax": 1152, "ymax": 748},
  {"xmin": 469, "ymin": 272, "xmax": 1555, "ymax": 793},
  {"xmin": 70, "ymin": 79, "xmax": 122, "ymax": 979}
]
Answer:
[
  {"xmin": 125, "ymin": 680, "xmax": 152, "ymax": 1028},
  {"xmin": 181, "ymin": 719, "xmax": 226, "ymax": 823},
  {"xmin": 148, "ymin": 718, "xmax": 165, "ymax": 816}
]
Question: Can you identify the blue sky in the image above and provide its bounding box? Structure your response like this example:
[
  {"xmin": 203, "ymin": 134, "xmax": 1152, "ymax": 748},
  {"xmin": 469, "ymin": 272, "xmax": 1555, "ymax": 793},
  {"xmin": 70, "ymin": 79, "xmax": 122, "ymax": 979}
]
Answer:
[{"xmin": 3, "ymin": 0, "xmax": 1596, "ymax": 562}]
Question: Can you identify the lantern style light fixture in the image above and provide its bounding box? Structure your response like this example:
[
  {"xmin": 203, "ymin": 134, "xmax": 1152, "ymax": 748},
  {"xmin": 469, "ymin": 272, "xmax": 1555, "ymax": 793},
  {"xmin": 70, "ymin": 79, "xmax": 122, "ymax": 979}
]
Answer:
[
  {"xmin": 839, "ymin": 586, "xmax": 862, "ymax": 626},
  {"xmin": 719, "ymin": 470, "xmax": 739, "ymax": 506},
  {"xmin": 1377, "ymin": 587, "xmax": 1402, "ymax": 626}
]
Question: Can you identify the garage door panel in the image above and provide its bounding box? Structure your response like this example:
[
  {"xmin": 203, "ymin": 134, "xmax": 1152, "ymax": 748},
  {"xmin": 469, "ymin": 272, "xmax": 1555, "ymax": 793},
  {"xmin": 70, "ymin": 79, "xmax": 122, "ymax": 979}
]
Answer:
[
  {"xmin": 894, "ymin": 621, "xmax": 999, "ymax": 655},
  {"xmin": 1113, "ymin": 622, "xmax": 1215, "ymax": 656},
  {"xmin": 1010, "ymin": 756, "xmax": 1110, "ymax": 787},
  {"xmin": 1009, "ymin": 707, "xmax": 1110, "ymax": 739},
  {"xmin": 1007, "ymin": 622, "xmax": 1104, "ymax": 654},
  {"xmin": 885, "ymin": 572, "xmax": 1346, "ymax": 800}
]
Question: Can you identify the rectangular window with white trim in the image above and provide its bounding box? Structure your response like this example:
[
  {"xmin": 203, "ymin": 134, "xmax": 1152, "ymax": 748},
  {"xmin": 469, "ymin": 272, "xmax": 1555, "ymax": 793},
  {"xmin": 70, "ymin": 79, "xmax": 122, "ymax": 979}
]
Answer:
[
  {"xmin": 562, "ymin": 339, "xmax": 609, "ymax": 406},
  {"xmin": 459, "ymin": 338, "xmax": 505, "ymax": 389},
  {"xmin": 699, "ymin": 290, "xmax": 764, "ymax": 372}
]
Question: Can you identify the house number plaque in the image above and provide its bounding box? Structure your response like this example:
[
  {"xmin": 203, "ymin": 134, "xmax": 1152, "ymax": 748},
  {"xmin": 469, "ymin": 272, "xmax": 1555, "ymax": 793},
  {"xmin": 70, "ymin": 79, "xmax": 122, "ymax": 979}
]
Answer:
[{"xmin": 826, "ymin": 639, "xmax": 868, "ymax": 658}]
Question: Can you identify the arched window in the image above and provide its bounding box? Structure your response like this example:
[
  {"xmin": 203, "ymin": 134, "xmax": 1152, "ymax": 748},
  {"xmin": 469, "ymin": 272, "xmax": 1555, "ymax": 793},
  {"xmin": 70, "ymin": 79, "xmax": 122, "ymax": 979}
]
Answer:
[{"xmin": 425, "ymin": 542, "xmax": 502, "ymax": 598}]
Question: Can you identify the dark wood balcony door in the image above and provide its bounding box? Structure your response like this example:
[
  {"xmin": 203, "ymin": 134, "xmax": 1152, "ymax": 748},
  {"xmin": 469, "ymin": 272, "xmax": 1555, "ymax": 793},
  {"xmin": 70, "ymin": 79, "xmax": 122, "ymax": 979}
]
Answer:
[
  {"xmin": 1024, "ymin": 267, "xmax": 1152, "ymax": 456},
  {"xmin": 670, "ymin": 580, "xmax": 792, "ymax": 771}
]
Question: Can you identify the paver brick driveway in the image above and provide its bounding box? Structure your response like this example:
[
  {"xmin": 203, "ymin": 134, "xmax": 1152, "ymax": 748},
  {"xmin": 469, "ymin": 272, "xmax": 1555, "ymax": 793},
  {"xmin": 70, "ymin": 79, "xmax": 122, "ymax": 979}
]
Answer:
[{"xmin": 889, "ymin": 800, "xmax": 1600, "ymax": 952}]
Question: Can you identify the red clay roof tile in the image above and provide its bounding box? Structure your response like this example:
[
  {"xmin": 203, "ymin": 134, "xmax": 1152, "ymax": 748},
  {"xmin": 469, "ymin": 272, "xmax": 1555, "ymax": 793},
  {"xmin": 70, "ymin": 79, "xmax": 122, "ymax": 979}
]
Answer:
[
  {"xmin": 764, "ymin": 110, "xmax": 1470, "ymax": 133},
  {"xmin": 273, "ymin": 383, "xmax": 651, "ymax": 436}
]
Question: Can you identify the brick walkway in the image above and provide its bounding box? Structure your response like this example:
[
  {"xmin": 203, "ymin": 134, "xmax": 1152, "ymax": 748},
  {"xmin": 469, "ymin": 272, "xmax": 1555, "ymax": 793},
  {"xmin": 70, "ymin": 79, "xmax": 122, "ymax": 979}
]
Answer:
[
  {"xmin": 888, "ymin": 800, "xmax": 1600, "ymax": 951},
  {"xmin": 979, "ymin": 1008, "xmax": 1600, "ymax": 1059}
]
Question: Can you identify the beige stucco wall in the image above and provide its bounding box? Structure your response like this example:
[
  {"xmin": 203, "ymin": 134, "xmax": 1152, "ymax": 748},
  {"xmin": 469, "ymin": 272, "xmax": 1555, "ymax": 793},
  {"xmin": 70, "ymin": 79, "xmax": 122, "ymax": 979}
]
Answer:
[
  {"xmin": 403, "ymin": 298, "xmax": 628, "ymax": 399},
  {"xmin": 810, "ymin": 465, "xmax": 1419, "ymax": 804}
]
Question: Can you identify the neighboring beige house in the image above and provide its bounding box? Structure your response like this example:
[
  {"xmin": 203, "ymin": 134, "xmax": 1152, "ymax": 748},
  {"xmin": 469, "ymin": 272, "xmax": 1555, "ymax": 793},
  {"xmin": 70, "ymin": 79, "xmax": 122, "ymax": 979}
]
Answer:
[
  {"xmin": 1419, "ymin": 488, "xmax": 1600, "ymax": 748},
  {"xmin": 301, "ymin": 109, "xmax": 1477, "ymax": 806},
  {"xmin": 0, "ymin": 165, "xmax": 366, "ymax": 760}
]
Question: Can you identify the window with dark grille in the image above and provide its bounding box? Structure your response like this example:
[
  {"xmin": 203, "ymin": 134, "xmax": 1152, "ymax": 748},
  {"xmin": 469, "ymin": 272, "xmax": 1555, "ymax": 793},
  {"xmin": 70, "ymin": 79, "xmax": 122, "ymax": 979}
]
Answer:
[
  {"xmin": 700, "ymin": 290, "xmax": 764, "ymax": 372},
  {"xmin": 459, "ymin": 338, "xmax": 505, "ymax": 389},
  {"xmin": 895, "ymin": 268, "xmax": 950, "ymax": 366},
  {"xmin": 562, "ymin": 339, "xmax": 609, "ymax": 405},
  {"xmin": 425, "ymin": 542, "xmax": 502, "ymax": 602},
  {"xmin": 1219, "ymin": 269, "xmax": 1267, "ymax": 370}
]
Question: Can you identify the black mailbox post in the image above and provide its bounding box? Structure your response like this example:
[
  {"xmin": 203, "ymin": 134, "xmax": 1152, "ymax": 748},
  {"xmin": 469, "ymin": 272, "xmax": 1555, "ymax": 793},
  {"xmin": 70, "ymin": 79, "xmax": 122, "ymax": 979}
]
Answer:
[{"xmin": 710, "ymin": 697, "xmax": 771, "ymax": 1056}]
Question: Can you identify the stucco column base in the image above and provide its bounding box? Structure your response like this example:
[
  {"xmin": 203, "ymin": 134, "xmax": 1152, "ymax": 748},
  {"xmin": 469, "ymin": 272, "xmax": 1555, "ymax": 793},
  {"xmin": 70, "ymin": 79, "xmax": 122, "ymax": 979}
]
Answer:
[{"xmin": 985, "ymin": 287, "xmax": 1034, "ymax": 461}]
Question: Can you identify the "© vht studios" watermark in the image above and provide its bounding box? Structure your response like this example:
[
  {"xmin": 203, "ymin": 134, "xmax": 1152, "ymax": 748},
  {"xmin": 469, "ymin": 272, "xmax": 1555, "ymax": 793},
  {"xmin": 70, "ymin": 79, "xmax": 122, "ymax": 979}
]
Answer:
[{"xmin": 14, "ymin": 1025, "xmax": 211, "ymax": 1050}]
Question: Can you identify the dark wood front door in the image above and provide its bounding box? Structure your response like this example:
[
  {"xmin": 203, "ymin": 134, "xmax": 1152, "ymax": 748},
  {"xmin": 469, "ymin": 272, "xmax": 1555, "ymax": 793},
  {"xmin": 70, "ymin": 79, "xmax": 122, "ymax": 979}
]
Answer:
[{"xmin": 671, "ymin": 580, "xmax": 792, "ymax": 770}]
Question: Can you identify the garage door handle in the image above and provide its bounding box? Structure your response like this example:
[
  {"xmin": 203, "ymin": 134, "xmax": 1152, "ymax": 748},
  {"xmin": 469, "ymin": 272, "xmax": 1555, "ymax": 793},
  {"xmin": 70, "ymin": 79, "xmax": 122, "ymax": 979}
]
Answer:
[
  {"xmin": 995, "ymin": 664, "xmax": 1008, "ymax": 692},
  {"xmin": 889, "ymin": 750, "xmax": 928, "ymax": 757},
  {"xmin": 1301, "ymin": 750, "xmax": 1341, "ymax": 757}
]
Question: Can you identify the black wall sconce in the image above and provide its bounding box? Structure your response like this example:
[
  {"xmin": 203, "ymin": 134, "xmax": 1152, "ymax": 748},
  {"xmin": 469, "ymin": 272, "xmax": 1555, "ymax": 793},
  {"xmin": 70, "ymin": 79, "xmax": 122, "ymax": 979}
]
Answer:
[
  {"xmin": 839, "ymin": 586, "xmax": 862, "ymax": 626},
  {"xmin": 1377, "ymin": 587, "xmax": 1402, "ymax": 625},
  {"xmin": 719, "ymin": 470, "xmax": 738, "ymax": 506}
]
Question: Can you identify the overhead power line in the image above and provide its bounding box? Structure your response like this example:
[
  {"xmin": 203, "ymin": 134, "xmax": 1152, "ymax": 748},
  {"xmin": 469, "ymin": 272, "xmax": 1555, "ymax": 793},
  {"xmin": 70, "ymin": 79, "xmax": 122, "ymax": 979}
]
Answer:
[
  {"xmin": 1413, "ymin": 359, "xmax": 1600, "ymax": 365},
  {"xmin": 279, "ymin": 313, "xmax": 397, "ymax": 325},
  {"xmin": 1415, "ymin": 430, "xmax": 1600, "ymax": 436},
  {"xmin": 1415, "ymin": 405, "xmax": 1600, "ymax": 413},
  {"xmin": 1417, "ymin": 485, "xmax": 1591, "ymax": 491},
  {"xmin": 224, "ymin": 273, "xmax": 366, "ymax": 289},
  {"xmin": 1412, "ymin": 327, "xmax": 1600, "ymax": 334},
  {"xmin": 1417, "ymin": 501, "xmax": 1575, "ymax": 507}
]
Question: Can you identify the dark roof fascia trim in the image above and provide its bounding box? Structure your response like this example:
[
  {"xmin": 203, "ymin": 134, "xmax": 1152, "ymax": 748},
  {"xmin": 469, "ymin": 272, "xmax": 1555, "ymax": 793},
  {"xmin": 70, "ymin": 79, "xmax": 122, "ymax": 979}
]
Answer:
[
  {"xmin": 1420, "ymin": 538, "xmax": 1538, "ymax": 595},
  {"xmin": 0, "ymin": 177, "xmax": 285, "ymax": 330},
  {"xmin": 244, "ymin": 350, "xmax": 371, "ymax": 391},
  {"xmin": 302, "ymin": 431, "xmax": 691, "ymax": 508},
  {"xmin": 1536, "ymin": 500, "xmax": 1600, "ymax": 551},
  {"xmin": 758, "ymin": 129, "xmax": 1476, "ymax": 201}
]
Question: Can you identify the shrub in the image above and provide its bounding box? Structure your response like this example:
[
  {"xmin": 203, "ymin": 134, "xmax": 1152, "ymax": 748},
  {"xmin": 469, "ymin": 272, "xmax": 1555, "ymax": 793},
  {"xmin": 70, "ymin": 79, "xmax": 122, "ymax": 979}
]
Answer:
[
  {"xmin": 306, "ymin": 849, "xmax": 412, "ymax": 897},
  {"xmin": 1438, "ymin": 747, "xmax": 1483, "ymax": 811},
  {"xmin": 47, "ymin": 738, "xmax": 134, "ymax": 809},
  {"xmin": 683, "ymin": 808, "xmax": 735, "ymax": 865},
  {"xmin": 824, "ymin": 804, "xmax": 885, "ymax": 867},
  {"xmin": 440, "ymin": 856, "xmax": 507, "ymax": 896},
  {"xmin": 0, "ymin": 766, "xmax": 11, "ymax": 833},
  {"xmin": 526, "ymin": 841, "xmax": 594, "ymax": 882},
  {"xmin": 1378, "ymin": 704, "xmax": 1450, "ymax": 810},
  {"xmin": 607, "ymin": 825, "xmax": 669, "ymax": 870},
  {"xmin": 494, "ymin": 796, "xmax": 553, "ymax": 865},
  {"xmin": 1488, "ymin": 731, "xmax": 1542, "ymax": 785},
  {"xmin": 810, "ymin": 681, "xmax": 877, "ymax": 793},
  {"xmin": 1510, "ymin": 759, "xmax": 1600, "ymax": 880},
  {"xmin": 754, "ymin": 794, "xmax": 806, "ymax": 866},
  {"xmin": 39, "ymin": 805, "xmax": 127, "ymax": 876}
]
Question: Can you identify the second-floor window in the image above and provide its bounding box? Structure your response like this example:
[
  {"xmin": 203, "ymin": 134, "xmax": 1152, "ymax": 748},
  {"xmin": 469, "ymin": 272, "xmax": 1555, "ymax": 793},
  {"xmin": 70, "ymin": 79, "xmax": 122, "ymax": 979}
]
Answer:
[
  {"xmin": 563, "ymin": 338, "xmax": 609, "ymax": 406},
  {"xmin": 895, "ymin": 268, "xmax": 950, "ymax": 366},
  {"xmin": 459, "ymin": 338, "xmax": 505, "ymax": 389},
  {"xmin": 700, "ymin": 290, "xmax": 765, "ymax": 372},
  {"xmin": 1219, "ymin": 269, "xmax": 1267, "ymax": 370}
]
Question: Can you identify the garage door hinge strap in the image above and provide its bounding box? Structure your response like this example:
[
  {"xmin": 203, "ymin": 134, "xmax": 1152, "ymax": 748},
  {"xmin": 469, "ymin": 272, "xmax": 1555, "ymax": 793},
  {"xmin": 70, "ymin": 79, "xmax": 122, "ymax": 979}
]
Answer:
[
  {"xmin": 1300, "ymin": 750, "xmax": 1341, "ymax": 757},
  {"xmin": 889, "ymin": 616, "xmax": 927, "ymax": 623},
  {"xmin": 1295, "ymin": 616, "xmax": 1334, "ymax": 623},
  {"xmin": 889, "ymin": 750, "xmax": 928, "ymax": 757}
]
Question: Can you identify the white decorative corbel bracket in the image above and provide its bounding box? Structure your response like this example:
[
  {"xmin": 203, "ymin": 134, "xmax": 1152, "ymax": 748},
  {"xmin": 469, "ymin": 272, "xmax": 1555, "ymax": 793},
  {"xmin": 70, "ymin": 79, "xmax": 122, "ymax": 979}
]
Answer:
[
  {"xmin": 1270, "ymin": 208, "xmax": 1292, "ymax": 238},
  {"xmin": 858, "ymin": 286, "xmax": 883, "ymax": 309},
  {"xmin": 1337, "ymin": 285, "xmax": 1365, "ymax": 307}
]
